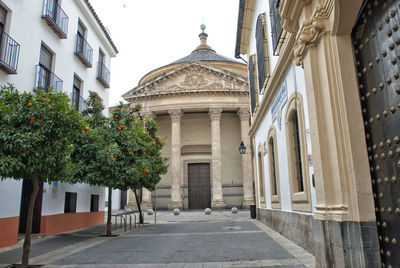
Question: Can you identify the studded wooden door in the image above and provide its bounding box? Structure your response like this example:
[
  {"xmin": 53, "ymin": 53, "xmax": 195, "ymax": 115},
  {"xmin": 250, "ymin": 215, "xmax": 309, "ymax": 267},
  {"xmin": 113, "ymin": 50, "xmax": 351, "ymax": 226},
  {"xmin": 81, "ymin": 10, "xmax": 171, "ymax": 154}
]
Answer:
[
  {"xmin": 352, "ymin": 0, "xmax": 400, "ymax": 266},
  {"xmin": 188, "ymin": 163, "xmax": 211, "ymax": 209}
]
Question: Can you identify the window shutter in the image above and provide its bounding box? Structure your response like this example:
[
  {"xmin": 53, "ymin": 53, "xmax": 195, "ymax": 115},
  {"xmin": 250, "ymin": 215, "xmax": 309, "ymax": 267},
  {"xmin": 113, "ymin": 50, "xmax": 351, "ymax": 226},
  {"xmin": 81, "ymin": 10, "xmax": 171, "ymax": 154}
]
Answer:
[
  {"xmin": 269, "ymin": 0, "xmax": 283, "ymax": 56},
  {"xmin": 248, "ymin": 55, "xmax": 256, "ymax": 114},
  {"xmin": 256, "ymin": 14, "xmax": 266, "ymax": 91}
]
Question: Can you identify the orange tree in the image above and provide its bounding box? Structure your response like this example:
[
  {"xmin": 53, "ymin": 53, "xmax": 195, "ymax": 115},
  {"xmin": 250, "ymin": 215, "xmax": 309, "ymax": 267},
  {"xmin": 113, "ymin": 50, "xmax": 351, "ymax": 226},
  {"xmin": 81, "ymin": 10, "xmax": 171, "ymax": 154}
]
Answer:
[
  {"xmin": 0, "ymin": 85, "xmax": 83, "ymax": 267},
  {"xmin": 111, "ymin": 104, "xmax": 168, "ymax": 223}
]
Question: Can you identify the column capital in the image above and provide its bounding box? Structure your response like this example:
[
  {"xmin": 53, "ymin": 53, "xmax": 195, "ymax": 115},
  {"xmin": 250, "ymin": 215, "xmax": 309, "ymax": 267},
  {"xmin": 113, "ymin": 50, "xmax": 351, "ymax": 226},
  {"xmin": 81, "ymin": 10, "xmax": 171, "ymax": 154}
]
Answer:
[
  {"xmin": 168, "ymin": 108, "xmax": 183, "ymax": 121},
  {"xmin": 209, "ymin": 107, "xmax": 222, "ymax": 120},
  {"xmin": 140, "ymin": 111, "xmax": 156, "ymax": 120},
  {"xmin": 237, "ymin": 108, "xmax": 250, "ymax": 121}
]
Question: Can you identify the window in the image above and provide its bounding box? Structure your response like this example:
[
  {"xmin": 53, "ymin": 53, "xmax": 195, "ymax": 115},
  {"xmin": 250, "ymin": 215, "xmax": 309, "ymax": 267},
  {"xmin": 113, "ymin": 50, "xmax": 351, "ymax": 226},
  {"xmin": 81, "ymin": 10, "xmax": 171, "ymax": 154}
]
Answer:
[
  {"xmin": 267, "ymin": 126, "xmax": 280, "ymax": 208},
  {"xmin": 90, "ymin": 194, "xmax": 99, "ymax": 212},
  {"xmin": 269, "ymin": 0, "xmax": 283, "ymax": 56},
  {"xmin": 255, "ymin": 13, "xmax": 271, "ymax": 93},
  {"xmin": 41, "ymin": 0, "xmax": 69, "ymax": 38},
  {"xmin": 37, "ymin": 45, "xmax": 53, "ymax": 89},
  {"xmin": 0, "ymin": 6, "xmax": 6, "ymax": 32},
  {"xmin": 64, "ymin": 192, "xmax": 77, "ymax": 213},
  {"xmin": 97, "ymin": 49, "xmax": 110, "ymax": 88},
  {"xmin": 257, "ymin": 145, "xmax": 265, "ymax": 206},
  {"xmin": 72, "ymin": 75, "xmax": 81, "ymax": 111},
  {"xmin": 248, "ymin": 54, "xmax": 260, "ymax": 115},
  {"xmin": 0, "ymin": 5, "xmax": 20, "ymax": 74},
  {"xmin": 292, "ymin": 113, "xmax": 304, "ymax": 192},
  {"xmin": 285, "ymin": 92, "xmax": 311, "ymax": 211},
  {"xmin": 36, "ymin": 44, "xmax": 63, "ymax": 92},
  {"xmin": 75, "ymin": 21, "xmax": 93, "ymax": 67}
]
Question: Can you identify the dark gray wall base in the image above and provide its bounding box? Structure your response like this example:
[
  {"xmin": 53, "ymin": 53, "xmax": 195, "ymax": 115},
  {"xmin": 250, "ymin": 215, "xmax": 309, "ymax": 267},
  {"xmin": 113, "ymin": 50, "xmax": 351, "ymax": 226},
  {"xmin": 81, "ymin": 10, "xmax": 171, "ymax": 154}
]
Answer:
[
  {"xmin": 313, "ymin": 219, "xmax": 381, "ymax": 268},
  {"xmin": 257, "ymin": 208, "xmax": 314, "ymax": 253}
]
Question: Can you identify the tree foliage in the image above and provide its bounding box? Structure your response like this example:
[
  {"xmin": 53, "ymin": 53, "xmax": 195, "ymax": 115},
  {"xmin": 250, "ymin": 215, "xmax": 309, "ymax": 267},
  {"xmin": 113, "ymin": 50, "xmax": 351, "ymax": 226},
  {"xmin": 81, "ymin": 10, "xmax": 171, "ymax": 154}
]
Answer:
[
  {"xmin": 0, "ymin": 85, "xmax": 84, "ymax": 267},
  {"xmin": 0, "ymin": 85, "xmax": 83, "ymax": 181},
  {"xmin": 70, "ymin": 92, "xmax": 167, "ymax": 233}
]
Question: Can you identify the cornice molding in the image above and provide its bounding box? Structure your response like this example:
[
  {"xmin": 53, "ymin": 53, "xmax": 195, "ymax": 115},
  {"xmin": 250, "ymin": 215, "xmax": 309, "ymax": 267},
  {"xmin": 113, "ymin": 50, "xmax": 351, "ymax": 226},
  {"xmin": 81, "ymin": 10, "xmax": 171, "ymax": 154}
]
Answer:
[
  {"xmin": 293, "ymin": 0, "xmax": 334, "ymax": 66},
  {"xmin": 249, "ymin": 32, "xmax": 296, "ymax": 137}
]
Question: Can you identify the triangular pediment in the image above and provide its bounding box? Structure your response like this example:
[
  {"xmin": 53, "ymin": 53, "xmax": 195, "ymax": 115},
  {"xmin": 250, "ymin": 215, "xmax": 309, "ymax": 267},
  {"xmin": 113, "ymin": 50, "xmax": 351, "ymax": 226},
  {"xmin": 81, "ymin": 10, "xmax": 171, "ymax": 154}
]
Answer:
[{"xmin": 123, "ymin": 61, "xmax": 248, "ymax": 100}]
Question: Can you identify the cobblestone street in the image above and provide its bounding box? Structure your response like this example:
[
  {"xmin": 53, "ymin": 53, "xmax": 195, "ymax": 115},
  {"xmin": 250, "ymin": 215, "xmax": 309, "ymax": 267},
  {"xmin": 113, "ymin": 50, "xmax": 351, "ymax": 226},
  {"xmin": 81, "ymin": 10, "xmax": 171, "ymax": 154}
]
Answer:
[{"xmin": 0, "ymin": 210, "xmax": 314, "ymax": 268}]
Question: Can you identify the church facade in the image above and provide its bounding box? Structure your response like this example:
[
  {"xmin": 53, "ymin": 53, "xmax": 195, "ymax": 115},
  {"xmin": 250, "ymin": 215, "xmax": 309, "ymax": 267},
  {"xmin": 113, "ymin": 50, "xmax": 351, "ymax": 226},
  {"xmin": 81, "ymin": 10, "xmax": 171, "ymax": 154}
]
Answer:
[{"xmin": 123, "ymin": 26, "xmax": 253, "ymax": 210}]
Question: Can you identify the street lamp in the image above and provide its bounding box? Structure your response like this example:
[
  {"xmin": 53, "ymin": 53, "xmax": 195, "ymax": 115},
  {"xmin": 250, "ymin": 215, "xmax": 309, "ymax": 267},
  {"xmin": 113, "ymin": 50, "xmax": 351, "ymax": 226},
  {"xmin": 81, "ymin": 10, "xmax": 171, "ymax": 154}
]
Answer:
[{"xmin": 239, "ymin": 141, "xmax": 246, "ymax": 154}]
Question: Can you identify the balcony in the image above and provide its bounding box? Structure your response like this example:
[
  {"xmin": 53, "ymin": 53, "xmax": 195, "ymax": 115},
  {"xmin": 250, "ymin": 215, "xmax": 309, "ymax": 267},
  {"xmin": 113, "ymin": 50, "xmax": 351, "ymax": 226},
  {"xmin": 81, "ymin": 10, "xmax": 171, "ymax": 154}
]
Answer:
[
  {"xmin": 0, "ymin": 31, "xmax": 20, "ymax": 74},
  {"xmin": 71, "ymin": 91, "xmax": 87, "ymax": 112},
  {"xmin": 42, "ymin": 0, "xmax": 68, "ymax": 39},
  {"xmin": 97, "ymin": 62, "xmax": 110, "ymax": 88},
  {"xmin": 35, "ymin": 65, "xmax": 63, "ymax": 92},
  {"xmin": 75, "ymin": 34, "xmax": 93, "ymax": 68}
]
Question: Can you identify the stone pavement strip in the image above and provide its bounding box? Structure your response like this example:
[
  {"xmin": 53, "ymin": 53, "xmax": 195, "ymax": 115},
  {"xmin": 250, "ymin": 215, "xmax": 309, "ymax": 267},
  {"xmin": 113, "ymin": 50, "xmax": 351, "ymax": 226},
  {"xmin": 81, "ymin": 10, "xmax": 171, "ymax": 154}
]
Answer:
[{"xmin": 0, "ymin": 210, "xmax": 314, "ymax": 268}]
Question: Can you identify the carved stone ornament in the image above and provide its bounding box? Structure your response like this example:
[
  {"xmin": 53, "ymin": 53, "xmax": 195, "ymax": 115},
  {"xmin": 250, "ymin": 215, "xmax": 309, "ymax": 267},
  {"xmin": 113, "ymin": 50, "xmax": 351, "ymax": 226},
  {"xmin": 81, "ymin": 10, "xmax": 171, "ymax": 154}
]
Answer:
[
  {"xmin": 209, "ymin": 107, "xmax": 223, "ymax": 120},
  {"xmin": 168, "ymin": 108, "xmax": 183, "ymax": 121},
  {"xmin": 237, "ymin": 108, "xmax": 250, "ymax": 121},
  {"xmin": 293, "ymin": 1, "xmax": 332, "ymax": 66}
]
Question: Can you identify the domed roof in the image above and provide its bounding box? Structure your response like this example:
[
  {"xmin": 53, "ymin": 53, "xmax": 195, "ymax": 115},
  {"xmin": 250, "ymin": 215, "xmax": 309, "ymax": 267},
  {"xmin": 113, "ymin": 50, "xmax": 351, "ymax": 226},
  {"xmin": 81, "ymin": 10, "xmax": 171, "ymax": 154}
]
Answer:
[
  {"xmin": 138, "ymin": 24, "xmax": 245, "ymax": 85},
  {"xmin": 171, "ymin": 24, "xmax": 241, "ymax": 65}
]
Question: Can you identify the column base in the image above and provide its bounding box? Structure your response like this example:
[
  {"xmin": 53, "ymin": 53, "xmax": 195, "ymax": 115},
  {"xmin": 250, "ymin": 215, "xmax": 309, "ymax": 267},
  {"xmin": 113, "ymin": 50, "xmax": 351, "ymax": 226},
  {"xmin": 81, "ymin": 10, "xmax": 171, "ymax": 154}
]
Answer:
[
  {"xmin": 313, "ymin": 219, "xmax": 380, "ymax": 268},
  {"xmin": 211, "ymin": 200, "xmax": 225, "ymax": 210},
  {"xmin": 125, "ymin": 201, "xmax": 138, "ymax": 211},
  {"xmin": 242, "ymin": 199, "xmax": 254, "ymax": 209},
  {"xmin": 168, "ymin": 201, "xmax": 183, "ymax": 210},
  {"xmin": 141, "ymin": 201, "xmax": 153, "ymax": 210}
]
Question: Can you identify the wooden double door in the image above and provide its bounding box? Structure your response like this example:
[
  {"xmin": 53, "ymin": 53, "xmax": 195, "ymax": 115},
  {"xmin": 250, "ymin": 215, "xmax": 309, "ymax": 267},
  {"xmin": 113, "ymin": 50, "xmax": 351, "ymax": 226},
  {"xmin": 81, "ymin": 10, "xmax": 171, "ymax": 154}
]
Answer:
[
  {"xmin": 352, "ymin": 0, "xmax": 400, "ymax": 266},
  {"xmin": 188, "ymin": 163, "xmax": 211, "ymax": 209}
]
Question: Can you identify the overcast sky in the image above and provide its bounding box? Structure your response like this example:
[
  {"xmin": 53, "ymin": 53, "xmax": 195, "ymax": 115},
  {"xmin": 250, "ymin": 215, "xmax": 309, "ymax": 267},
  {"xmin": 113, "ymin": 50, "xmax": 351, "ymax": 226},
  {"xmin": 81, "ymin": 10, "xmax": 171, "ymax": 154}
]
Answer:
[{"xmin": 89, "ymin": 0, "xmax": 240, "ymax": 106}]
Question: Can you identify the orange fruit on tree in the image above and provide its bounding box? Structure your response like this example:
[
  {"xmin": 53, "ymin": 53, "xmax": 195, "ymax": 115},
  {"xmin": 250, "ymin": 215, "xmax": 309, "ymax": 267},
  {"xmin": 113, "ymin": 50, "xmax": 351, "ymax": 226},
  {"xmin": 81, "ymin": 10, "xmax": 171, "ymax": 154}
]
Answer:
[
  {"xmin": 143, "ymin": 151, "xmax": 146, "ymax": 155},
  {"xmin": 30, "ymin": 116, "xmax": 35, "ymax": 122},
  {"xmin": 85, "ymin": 126, "xmax": 89, "ymax": 130},
  {"xmin": 40, "ymin": 98, "xmax": 45, "ymax": 102},
  {"xmin": 27, "ymin": 102, "xmax": 32, "ymax": 107}
]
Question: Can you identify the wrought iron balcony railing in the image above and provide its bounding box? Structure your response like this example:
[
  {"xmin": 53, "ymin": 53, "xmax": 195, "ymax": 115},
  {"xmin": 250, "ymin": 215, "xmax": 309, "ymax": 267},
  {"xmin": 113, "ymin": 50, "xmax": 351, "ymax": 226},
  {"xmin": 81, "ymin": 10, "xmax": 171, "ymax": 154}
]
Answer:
[
  {"xmin": 35, "ymin": 65, "xmax": 63, "ymax": 92},
  {"xmin": 75, "ymin": 34, "xmax": 93, "ymax": 68},
  {"xmin": 97, "ymin": 62, "xmax": 110, "ymax": 88},
  {"xmin": 0, "ymin": 31, "xmax": 20, "ymax": 74},
  {"xmin": 42, "ymin": 0, "xmax": 68, "ymax": 39},
  {"xmin": 71, "ymin": 91, "xmax": 87, "ymax": 112}
]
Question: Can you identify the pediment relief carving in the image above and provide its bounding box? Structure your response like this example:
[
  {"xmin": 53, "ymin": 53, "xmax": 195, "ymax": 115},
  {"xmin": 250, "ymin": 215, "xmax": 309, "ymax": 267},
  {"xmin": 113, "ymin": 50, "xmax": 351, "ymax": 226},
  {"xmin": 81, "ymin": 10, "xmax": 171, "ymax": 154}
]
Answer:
[{"xmin": 124, "ymin": 62, "xmax": 248, "ymax": 100}]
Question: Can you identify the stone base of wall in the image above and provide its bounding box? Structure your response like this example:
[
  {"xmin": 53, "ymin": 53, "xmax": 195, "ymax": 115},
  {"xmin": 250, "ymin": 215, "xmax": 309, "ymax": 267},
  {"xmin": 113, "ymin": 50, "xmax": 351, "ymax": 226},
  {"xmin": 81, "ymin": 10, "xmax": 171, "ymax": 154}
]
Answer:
[
  {"xmin": 257, "ymin": 208, "xmax": 314, "ymax": 253},
  {"xmin": 257, "ymin": 208, "xmax": 381, "ymax": 267},
  {"xmin": 313, "ymin": 219, "xmax": 381, "ymax": 268}
]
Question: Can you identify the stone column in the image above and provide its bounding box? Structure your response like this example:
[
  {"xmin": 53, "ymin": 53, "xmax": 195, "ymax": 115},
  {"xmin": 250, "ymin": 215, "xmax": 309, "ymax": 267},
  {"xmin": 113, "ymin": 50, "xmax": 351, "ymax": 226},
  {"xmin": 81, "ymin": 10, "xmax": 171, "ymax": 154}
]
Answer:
[
  {"xmin": 140, "ymin": 111, "xmax": 156, "ymax": 210},
  {"xmin": 237, "ymin": 108, "xmax": 253, "ymax": 208},
  {"xmin": 209, "ymin": 107, "xmax": 225, "ymax": 209},
  {"xmin": 168, "ymin": 108, "xmax": 183, "ymax": 210}
]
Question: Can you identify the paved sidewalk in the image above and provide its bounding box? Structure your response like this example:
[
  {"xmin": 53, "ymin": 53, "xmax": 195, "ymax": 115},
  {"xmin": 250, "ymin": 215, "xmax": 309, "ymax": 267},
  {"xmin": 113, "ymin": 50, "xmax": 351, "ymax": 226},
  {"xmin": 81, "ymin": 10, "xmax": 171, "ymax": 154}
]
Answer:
[{"xmin": 0, "ymin": 210, "xmax": 314, "ymax": 268}]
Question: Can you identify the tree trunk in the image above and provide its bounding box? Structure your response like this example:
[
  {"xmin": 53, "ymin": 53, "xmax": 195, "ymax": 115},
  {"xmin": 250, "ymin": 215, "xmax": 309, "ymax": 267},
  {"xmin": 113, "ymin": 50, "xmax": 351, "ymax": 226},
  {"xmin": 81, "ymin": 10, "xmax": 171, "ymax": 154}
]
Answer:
[
  {"xmin": 21, "ymin": 171, "xmax": 39, "ymax": 267},
  {"xmin": 106, "ymin": 187, "xmax": 112, "ymax": 237},
  {"xmin": 133, "ymin": 189, "xmax": 144, "ymax": 224}
]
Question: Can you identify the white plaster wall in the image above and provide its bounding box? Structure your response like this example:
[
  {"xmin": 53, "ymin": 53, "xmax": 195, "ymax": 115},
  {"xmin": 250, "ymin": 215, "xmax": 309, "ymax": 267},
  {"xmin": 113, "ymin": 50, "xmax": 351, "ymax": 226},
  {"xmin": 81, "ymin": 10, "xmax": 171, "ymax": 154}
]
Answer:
[
  {"xmin": 42, "ymin": 182, "xmax": 105, "ymax": 215},
  {"xmin": 0, "ymin": 0, "xmax": 116, "ymax": 108},
  {"xmin": 0, "ymin": 180, "xmax": 22, "ymax": 218},
  {"xmin": 104, "ymin": 188, "xmax": 121, "ymax": 211},
  {"xmin": 0, "ymin": 0, "xmax": 116, "ymax": 219},
  {"xmin": 253, "ymin": 64, "xmax": 316, "ymax": 212}
]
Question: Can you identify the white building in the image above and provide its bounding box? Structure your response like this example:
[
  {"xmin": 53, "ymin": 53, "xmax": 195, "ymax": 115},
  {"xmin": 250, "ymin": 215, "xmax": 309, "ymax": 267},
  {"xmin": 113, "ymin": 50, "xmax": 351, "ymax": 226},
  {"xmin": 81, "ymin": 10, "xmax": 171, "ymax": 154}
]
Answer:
[
  {"xmin": 235, "ymin": 0, "xmax": 316, "ymax": 252},
  {"xmin": 0, "ymin": 0, "xmax": 117, "ymax": 248}
]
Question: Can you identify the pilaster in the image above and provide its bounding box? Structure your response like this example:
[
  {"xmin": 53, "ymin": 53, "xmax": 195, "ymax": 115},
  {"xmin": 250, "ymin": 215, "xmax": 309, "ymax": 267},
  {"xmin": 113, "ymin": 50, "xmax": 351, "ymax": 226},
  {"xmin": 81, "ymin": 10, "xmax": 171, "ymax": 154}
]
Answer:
[{"xmin": 237, "ymin": 108, "xmax": 254, "ymax": 208}]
